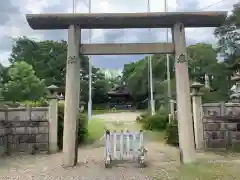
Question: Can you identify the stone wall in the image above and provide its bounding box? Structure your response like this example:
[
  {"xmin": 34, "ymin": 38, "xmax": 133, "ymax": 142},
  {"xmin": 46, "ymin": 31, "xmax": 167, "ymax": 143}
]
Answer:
[
  {"xmin": 0, "ymin": 118, "xmax": 7, "ymax": 155},
  {"xmin": 0, "ymin": 107, "xmax": 49, "ymax": 155},
  {"xmin": 202, "ymin": 103, "xmax": 240, "ymax": 149}
]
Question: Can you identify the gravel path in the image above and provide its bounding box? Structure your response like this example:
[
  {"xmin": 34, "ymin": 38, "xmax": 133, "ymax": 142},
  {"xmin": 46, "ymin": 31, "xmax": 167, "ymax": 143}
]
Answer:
[
  {"xmin": 0, "ymin": 112, "xmax": 169, "ymax": 180},
  {"xmin": 0, "ymin": 142, "xmax": 179, "ymax": 180},
  {"xmin": 1, "ymin": 112, "xmax": 239, "ymax": 179}
]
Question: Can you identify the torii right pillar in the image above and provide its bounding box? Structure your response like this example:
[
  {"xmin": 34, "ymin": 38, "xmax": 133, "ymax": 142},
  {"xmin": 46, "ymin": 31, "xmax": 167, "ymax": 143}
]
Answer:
[{"xmin": 172, "ymin": 23, "xmax": 196, "ymax": 163}]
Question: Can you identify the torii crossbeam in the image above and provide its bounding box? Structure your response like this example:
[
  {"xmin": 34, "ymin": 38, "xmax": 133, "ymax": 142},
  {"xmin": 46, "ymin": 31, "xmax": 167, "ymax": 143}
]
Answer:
[{"xmin": 25, "ymin": 11, "xmax": 227, "ymax": 167}]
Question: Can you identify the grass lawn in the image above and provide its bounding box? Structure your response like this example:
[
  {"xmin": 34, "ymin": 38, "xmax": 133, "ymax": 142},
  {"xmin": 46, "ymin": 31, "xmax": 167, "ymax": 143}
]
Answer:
[
  {"xmin": 104, "ymin": 121, "xmax": 166, "ymax": 140},
  {"xmin": 145, "ymin": 130, "xmax": 166, "ymax": 142},
  {"xmin": 92, "ymin": 109, "xmax": 132, "ymax": 115},
  {"xmin": 178, "ymin": 161, "xmax": 239, "ymax": 179},
  {"xmin": 106, "ymin": 121, "xmax": 142, "ymax": 131},
  {"xmin": 87, "ymin": 118, "xmax": 106, "ymax": 143},
  {"xmin": 84, "ymin": 109, "xmax": 146, "ymax": 115},
  {"xmin": 151, "ymin": 160, "xmax": 240, "ymax": 180}
]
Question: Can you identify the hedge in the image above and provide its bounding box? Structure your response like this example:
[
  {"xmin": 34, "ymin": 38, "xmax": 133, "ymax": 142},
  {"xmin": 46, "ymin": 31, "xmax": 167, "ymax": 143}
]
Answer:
[
  {"xmin": 137, "ymin": 110, "xmax": 179, "ymax": 147},
  {"xmin": 164, "ymin": 121, "xmax": 179, "ymax": 146},
  {"xmin": 57, "ymin": 102, "xmax": 88, "ymax": 150},
  {"xmin": 137, "ymin": 111, "xmax": 168, "ymax": 131}
]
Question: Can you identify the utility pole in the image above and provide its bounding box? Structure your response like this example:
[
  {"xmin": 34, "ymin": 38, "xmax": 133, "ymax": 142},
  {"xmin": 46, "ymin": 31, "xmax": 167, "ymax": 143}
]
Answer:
[
  {"xmin": 147, "ymin": 57, "xmax": 150, "ymax": 110},
  {"xmin": 165, "ymin": 0, "xmax": 174, "ymax": 119},
  {"xmin": 72, "ymin": 0, "xmax": 76, "ymax": 13},
  {"xmin": 149, "ymin": 56, "xmax": 155, "ymax": 115},
  {"xmin": 87, "ymin": 0, "xmax": 92, "ymax": 121},
  {"xmin": 73, "ymin": 0, "xmax": 92, "ymax": 121},
  {"xmin": 147, "ymin": 0, "xmax": 155, "ymax": 116}
]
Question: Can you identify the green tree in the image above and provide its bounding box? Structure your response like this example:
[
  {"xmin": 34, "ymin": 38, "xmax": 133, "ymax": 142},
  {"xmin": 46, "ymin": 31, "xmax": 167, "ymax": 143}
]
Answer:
[
  {"xmin": 92, "ymin": 79, "xmax": 110, "ymax": 104},
  {"xmin": 3, "ymin": 61, "xmax": 45, "ymax": 101},
  {"xmin": 0, "ymin": 63, "xmax": 5, "ymax": 100},
  {"xmin": 188, "ymin": 43, "xmax": 218, "ymax": 81},
  {"xmin": 214, "ymin": 3, "xmax": 240, "ymax": 66},
  {"xmin": 9, "ymin": 37, "xmax": 101, "ymax": 86},
  {"xmin": 214, "ymin": 3, "xmax": 240, "ymax": 101},
  {"xmin": 123, "ymin": 58, "xmax": 149, "ymax": 100},
  {"xmin": 122, "ymin": 54, "xmax": 175, "ymax": 102},
  {"xmin": 123, "ymin": 43, "xmax": 230, "ymax": 106},
  {"xmin": 10, "ymin": 37, "xmax": 67, "ymax": 86},
  {"xmin": 9, "ymin": 37, "xmax": 109, "ymax": 104},
  {"xmin": 187, "ymin": 43, "xmax": 230, "ymax": 102}
]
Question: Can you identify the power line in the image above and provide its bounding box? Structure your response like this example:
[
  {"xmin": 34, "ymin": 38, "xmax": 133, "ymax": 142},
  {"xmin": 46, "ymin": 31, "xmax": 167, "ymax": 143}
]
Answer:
[
  {"xmin": 173, "ymin": 0, "xmax": 229, "ymax": 12},
  {"xmin": 199, "ymin": 0, "xmax": 228, "ymax": 11}
]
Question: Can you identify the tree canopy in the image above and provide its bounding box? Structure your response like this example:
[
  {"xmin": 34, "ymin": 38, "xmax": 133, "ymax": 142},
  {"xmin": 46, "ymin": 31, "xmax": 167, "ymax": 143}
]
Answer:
[
  {"xmin": 3, "ymin": 61, "xmax": 45, "ymax": 101},
  {"xmin": 122, "ymin": 43, "xmax": 230, "ymax": 109},
  {"xmin": 214, "ymin": 2, "xmax": 240, "ymax": 66},
  {"xmin": 7, "ymin": 37, "xmax": 110, "ymax": 104}
]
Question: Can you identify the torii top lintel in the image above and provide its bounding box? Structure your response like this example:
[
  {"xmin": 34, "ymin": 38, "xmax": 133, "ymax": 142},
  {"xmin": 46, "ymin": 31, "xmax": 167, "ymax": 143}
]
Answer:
[{"xmin": 26, "ymin": 11, "xmax": 227, "ymax": 30}]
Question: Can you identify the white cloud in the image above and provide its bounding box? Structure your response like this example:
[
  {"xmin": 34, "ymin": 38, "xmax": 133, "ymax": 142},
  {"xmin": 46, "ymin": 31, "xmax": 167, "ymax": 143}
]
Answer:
[
  {"xmin": 0, "ymin": 0, "xmax": 237, "ymax": 69},
  {"xmin": 24, "ymin": 0, "xmax": 48, "ymax": 13},
  {"xmin": 0, "ymin": 52, "xmax": 11, "ymax": 66}
]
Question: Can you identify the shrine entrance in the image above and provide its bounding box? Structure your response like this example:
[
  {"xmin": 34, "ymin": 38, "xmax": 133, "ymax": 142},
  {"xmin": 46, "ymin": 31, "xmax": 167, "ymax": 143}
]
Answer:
[
  {"xmin": 107, "ymin": 85, "xmax": 134, "ymax": 110},
  {"xmin": 25, "ymin": 11, "xmax": 227, "ymax": 167}
]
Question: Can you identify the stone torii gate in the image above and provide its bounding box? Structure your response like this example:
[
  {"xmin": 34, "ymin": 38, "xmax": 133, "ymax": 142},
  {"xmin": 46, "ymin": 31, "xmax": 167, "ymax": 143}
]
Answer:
[{"xmin": 25, "ymin": 11, "xmax": 227, "ymax": 167}]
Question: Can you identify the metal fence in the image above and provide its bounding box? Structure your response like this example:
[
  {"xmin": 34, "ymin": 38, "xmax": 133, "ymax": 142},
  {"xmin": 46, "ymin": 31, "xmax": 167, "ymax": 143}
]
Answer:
[{"xmin": 105, "ymin": 130, "xmax": 146, "ymax": 168}]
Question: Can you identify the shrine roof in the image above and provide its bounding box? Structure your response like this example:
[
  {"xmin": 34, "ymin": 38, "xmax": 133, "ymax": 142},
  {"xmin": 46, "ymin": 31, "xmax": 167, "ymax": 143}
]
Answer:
[
  {"xmin": 107, "ymin": 85, "xmax": 130, "ymax": 95},
  {"xmin": 26, "ymin": 11, "xmax": 227, "ymax": 30}
]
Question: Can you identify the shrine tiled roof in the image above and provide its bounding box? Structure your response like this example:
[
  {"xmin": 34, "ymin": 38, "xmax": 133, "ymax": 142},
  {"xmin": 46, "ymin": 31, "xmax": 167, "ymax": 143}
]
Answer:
[{"xmin": 107, "ymin": 85, "xmax": 130, "ymax": 95}]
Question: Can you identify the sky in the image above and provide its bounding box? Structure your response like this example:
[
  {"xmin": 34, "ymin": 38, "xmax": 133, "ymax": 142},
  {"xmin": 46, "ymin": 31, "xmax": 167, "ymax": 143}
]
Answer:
[{"xmin": 0, "ymin": 0, "xmax": 237, "ymax": 70}]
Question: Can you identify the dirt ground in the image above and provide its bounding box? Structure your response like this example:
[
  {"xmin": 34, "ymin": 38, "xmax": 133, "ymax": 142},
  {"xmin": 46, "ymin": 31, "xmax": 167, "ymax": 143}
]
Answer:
[
  {"xmin": 0, "ymin": 112, "xmax": 240, "ymax": 180},
  {"xmin": 1, "ymin": 141, "xmax": 240, "ymax": 180},
  {"xmin": 93, "ymin": 112, "xmax": 142, "ymax": 123}
]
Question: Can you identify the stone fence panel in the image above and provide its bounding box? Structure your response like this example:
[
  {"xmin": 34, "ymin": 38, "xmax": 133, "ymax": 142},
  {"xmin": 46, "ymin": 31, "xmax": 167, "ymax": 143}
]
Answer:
[
  {"xmin": 0, "ymin": 107, "xmax": 49, "ymax": 155},
  {"xmin": 202, "ymin": 103, "xmax": 240, "ymax": 149}
]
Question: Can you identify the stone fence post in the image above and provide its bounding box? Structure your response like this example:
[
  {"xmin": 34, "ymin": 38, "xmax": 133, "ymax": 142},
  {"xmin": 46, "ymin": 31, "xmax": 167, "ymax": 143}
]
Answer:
[
  {"xmin": 47, "ymin": 85, "xmax": 59, "ymax": 153},
  {"xmin": 0, "ymin": 107, "xmax": 7, "ymax": 155},
  {"xmin": 191, "ymin": 82, "xmax": 204, "ymax": 150}
]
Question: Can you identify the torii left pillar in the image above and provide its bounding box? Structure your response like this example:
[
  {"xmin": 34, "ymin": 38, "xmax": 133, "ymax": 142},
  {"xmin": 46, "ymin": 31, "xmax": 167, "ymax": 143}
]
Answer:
[
  {"xmin": 63, "ymin": 25, "xmax": 81, "ymax": 167},
  {"xmin": 173, "ymin": 23, "xmax": 196, "ymax": 163}
]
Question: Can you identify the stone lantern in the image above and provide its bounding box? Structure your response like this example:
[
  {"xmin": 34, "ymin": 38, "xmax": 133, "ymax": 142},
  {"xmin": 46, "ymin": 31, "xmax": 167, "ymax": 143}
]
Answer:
[
  {"xmin": 190, "ymin": 81, "xmax": 204, "ymax": 150},
  {"xmin": 230, "ymin": 73, "xmax": 240, "ymax": 102},
  {"xmin": 0, "ymin": 87, "xmax": 4, "ymax": 107},
  {"xmin": 0, "ymin": 89, "xmax": 3, "ymax": 101},
  {"xmin": 191, "ymin": 81, "xmax": 204, "ymax": 96},
  {"xmin": 227, "ymin": 55, "xmax": 240, "ymax": 102},
  {"xmin": 47, "ymin": 85, "xmax": 59, "ymax": 99}
]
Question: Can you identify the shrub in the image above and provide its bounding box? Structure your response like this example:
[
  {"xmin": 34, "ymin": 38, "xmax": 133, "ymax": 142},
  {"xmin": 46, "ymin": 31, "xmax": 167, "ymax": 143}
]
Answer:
[
  {"xmin": 92, "ymin": 104, "xmax": 106, "ymax": 110},
  {"xmin": 143, "ymin": 114, "xmax": 168, "ymax": 131},
  {"xmin": 138, "ymin": 111, "xmax": 168, "ymax": 131},
  {"xmin": 136, "ymin": 112, "xmax": 148, "ymax": 124},
  {"xmin": 20, "ymin": 98, "xmax": 49, "ymax": 107},
  {"xmin": 165, "ymin": 121, "xmax": 179, "ymax": 146},
  {"xmin": 136, "ymin": 116, "xmax": 141, "ymax": 123},
  {"xmin": 136, "ymin": 112, "xmax": 151, "ymax": 123},
  {"xmin": 57, "ymin": 103, "xmax": 88, "ymax": 150},
  {"xmin": 140, "ymin": 112, "xmax": 150, "ymax": 119},
  {"xmin": 2, "ymin": 101, "xmax": 21, "ymax": 107}
]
